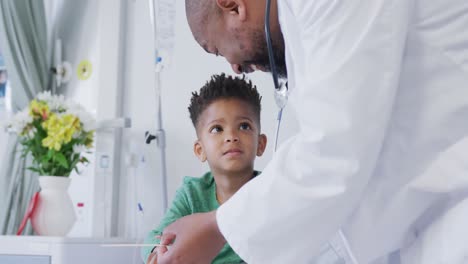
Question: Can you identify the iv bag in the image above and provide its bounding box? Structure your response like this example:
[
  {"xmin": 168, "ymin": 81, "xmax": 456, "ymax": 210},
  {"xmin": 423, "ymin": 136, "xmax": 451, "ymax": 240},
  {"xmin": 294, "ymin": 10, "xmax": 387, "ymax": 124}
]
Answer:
[{"xmin": 149, "ymin": 0, "xmax": 176, "ymax": 69}]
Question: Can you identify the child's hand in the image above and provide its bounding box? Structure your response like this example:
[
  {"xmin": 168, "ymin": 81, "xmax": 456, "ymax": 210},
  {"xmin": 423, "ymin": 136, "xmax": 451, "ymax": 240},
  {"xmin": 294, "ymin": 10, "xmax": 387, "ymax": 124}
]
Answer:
[
  {"xmin": 147, "ymin": 235, "xmax": 171, "ymax": 264},
  {"xmin": 156, "ymin": 244, "xmax": 170, "ymax": 255},
  {"xmin": 147, "ymin": 251, "xmax": 158, "ymax": 264},
  {"xmin": 158, "ymin": 211, "xmax": 225, "ymax": 264},
  {"xmin": 154, "ymin": 234, "xmax": 171, "ymax": 255},
  {"xmin": 147, "ymin": 246, "xmax": 169, "ymax": 264}
]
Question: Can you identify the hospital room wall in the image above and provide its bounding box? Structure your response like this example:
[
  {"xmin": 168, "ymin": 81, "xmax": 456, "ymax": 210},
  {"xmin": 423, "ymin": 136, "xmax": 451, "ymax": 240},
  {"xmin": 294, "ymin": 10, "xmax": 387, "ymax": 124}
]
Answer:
[
  {"xmin": 39, "ymin": 0, "xmax": 166, "ymax": 238},
  {"xmin": 42, "ymin": 0, "xmax": 134, "ymax": 238},
  {"xmin": 43, "ymin": 0, "xmax": 130, "ymax": 238},
  {"xmin": 43, "ymin": 0, "xmax": 100, "ymax": 237},
  {"xmin": 120, "ymin": 0, "xmax": 298, "ymax": 238}
]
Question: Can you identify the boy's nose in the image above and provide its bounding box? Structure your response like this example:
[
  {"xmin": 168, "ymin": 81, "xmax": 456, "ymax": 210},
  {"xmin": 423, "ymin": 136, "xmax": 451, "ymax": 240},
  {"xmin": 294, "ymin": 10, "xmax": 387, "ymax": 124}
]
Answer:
[{"xmin": 225, "ymin": 134, "xmax": 239, "ymax": 143}]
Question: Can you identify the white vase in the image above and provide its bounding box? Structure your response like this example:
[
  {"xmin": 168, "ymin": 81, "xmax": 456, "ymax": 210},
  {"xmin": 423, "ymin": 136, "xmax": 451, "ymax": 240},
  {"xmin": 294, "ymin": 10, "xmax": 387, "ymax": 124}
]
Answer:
[{"xmin": 31, "ymin": 176, "xmax": 77, "ymax": 236}]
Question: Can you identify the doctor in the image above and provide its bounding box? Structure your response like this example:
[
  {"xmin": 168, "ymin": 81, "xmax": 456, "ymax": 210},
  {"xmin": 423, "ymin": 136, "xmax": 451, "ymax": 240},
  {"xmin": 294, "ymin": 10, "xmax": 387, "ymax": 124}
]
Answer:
[{"xmin": 157, "ymin": 0, "xmax": 468, "ymax": 263}]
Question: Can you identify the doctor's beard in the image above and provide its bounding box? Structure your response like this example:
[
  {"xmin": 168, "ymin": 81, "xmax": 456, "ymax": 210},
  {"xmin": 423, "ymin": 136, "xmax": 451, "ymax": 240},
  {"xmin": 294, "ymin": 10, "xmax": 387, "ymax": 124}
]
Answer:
[{"xmin": 244, "ymin": 29, "xmax": 287, "ymax": 79}]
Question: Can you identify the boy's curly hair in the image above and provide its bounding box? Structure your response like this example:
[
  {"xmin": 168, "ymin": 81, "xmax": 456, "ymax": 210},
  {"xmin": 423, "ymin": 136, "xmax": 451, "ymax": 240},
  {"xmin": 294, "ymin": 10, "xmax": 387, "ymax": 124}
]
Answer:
[{"xmin": 188, "ymin": 73, "xmax": 262, "ymax": 128}]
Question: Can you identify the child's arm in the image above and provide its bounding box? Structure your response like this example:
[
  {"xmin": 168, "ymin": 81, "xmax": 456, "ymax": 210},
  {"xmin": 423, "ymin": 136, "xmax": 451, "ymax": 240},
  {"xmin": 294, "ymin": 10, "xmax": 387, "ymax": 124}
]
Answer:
[
  {"xmin": 141, "ymin": 187, "xmax": 191, "ymax": 263},
  {"xmin": 146, "ymin": 251, "xmax": 158, "ymax": 264}
]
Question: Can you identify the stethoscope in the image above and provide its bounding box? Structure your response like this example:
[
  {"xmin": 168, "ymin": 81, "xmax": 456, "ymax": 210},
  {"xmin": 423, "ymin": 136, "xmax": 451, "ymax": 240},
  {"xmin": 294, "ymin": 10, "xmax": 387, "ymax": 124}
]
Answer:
[{"xmin": 265, "ymin": 0, "xmax": 288, "ymax": 152}]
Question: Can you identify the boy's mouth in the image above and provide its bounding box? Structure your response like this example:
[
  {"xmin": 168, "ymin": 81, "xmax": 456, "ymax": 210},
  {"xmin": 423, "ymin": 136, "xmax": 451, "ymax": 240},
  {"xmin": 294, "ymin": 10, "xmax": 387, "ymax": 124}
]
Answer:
[{"xmin": 223, "ymin": 148, "xmax": 243, "ymax": 156}]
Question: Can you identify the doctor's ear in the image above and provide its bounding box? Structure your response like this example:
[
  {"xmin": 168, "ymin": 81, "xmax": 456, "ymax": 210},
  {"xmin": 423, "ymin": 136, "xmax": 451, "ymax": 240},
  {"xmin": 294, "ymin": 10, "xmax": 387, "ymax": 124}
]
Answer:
[
  {"xmin": 216, "ymin": 0, "xmax": 246, "ymax": 20},
  {"xmin": 194, "ymin": 140, "xmax": 207, "ymax": 162},
  {"xmin": 256, "ymin": 134, "xmax": 267, "ymax": 157}
]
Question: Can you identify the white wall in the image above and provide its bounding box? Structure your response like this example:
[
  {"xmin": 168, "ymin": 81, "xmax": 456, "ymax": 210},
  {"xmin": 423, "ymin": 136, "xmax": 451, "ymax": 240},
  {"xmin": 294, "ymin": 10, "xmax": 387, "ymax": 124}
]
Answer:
[
  {"xmin": 51, "ymin": 0, "xmax": 100, "ymax": 237},
  {"xmin": 120, "ymin": 0, "xmax": 298, "ymax": 238},
  {"xmin": 43, "ymin": 0, "xmax": 135, "ymax": 238}
]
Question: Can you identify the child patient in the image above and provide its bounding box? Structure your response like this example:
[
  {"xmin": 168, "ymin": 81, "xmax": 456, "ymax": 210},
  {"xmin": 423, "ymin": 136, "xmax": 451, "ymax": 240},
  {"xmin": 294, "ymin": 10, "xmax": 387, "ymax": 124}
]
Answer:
[{"xmin": 142, "ymin": 73, "xmax": 267, "ymax": 264}]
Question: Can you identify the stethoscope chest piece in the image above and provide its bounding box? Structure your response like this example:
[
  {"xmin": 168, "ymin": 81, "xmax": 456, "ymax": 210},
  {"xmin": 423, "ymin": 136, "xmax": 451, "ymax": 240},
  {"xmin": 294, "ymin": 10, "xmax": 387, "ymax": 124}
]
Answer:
[{"xmin": 274, "ymin": 82, "xmax": 288, "ymax": 109}]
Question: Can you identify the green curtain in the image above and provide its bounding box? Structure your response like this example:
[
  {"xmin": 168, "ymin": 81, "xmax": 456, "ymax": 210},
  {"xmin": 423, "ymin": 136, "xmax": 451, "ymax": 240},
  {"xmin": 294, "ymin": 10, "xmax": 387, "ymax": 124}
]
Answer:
[{"xmin": 0, "ymin": 0, "xmax": 50, "ymax": 235}]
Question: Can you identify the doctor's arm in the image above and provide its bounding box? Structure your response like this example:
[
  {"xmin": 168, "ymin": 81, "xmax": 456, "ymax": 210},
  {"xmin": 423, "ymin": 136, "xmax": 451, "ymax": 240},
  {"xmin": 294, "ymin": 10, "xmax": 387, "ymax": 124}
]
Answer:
[
  {"xmin": 216, "ymin": 0, "xmax": 412, "ymax": 262},
  {"xmin": 158, "ymin": 0, "xmax": 411, "ymax": 263}
]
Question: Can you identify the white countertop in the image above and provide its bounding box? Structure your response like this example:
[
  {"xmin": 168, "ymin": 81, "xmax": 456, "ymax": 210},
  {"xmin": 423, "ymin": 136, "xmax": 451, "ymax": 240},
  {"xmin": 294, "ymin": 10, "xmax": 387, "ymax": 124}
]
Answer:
[
  {"xmin": 0, "ymin": 235, "xmax": 136, "ymax": 244},
  {"xmin": 0, "ymin": 235, "xmax": 143, "ymax": 264}
]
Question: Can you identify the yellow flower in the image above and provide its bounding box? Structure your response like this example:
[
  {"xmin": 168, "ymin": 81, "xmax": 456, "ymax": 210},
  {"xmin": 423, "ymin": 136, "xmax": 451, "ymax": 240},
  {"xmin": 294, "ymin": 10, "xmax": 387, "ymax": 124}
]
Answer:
[
  {"xmin": 42, "ymin": 114, "xmax": 81, "ymax": 150},
  {"xmin": 29, "ymin": 100, "xmax": 50, "ymax": 120},
  {"xmin": 42, "ymin": 113, "xmax": 59, "ymax": 131},
  {"xmin": 42, "ymin": 114, "xmax": 63, "ymax": 150},
  {"xmin": 42, "ymin": 135, "xmax": 62, "ymax": 151},
  {"xmin": 61, "ymin": 114, "xmax": 81, "ymax": 143}
]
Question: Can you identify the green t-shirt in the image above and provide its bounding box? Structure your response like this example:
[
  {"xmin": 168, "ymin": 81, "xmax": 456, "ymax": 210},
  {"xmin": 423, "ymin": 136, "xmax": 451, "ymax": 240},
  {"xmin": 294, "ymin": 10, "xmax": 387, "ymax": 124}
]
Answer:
[{"xmin": 142, "ymin": 171, "xmax": 259, "ymax": 264}]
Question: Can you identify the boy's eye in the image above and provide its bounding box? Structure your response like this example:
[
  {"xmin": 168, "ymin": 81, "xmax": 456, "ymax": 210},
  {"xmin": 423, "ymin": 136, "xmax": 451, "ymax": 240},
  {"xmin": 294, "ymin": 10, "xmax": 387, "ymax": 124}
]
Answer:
[
  {"xmin": 210, "ymin": 125, "xmax": 223, "ymax": 133},
  {"xmin": 239, "ymin": 122, "xmax": 251, "ymax": 130}
]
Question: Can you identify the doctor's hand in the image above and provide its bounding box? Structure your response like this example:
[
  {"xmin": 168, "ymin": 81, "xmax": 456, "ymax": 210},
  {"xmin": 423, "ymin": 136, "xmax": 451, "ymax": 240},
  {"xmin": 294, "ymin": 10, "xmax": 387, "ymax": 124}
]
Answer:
[{"xmin": 157, "ymin": 211, "xmax": 226, "ymax": 264}]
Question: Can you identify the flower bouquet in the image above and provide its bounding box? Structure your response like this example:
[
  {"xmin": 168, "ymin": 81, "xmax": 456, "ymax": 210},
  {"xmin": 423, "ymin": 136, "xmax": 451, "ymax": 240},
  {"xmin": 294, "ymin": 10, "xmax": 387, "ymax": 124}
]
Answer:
[
  {"xmin": 7, "ymin": 91, "xmax": 96, "ymax": 236},
  {"xmin": 6, "ymin": 91, "xmax": 95, "ymax": 176}
]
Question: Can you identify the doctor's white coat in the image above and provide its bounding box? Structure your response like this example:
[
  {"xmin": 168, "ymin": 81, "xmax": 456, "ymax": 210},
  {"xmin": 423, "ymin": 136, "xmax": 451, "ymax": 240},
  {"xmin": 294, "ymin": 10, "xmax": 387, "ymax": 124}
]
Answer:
[{"xmin": 217, "ymin": 0, "xmax": 468, "ymax": 263}]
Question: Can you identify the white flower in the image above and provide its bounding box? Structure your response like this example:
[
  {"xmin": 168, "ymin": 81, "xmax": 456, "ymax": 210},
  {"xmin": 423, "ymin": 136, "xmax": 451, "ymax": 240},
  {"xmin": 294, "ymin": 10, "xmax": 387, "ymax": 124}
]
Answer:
[
  {"xmin": 7, "ymin": 109, "xmax": 32, "ymax": 133},
  {"xmin": 48, "ymin": 94, "xmax": 66, "ymax": 112},
  {"xmin": 65, "ymin": 100, "xmax": 96, "ymax": 131},
  {"xmin": 37, "ymin": 91, "xmax": 52, "ymax": 101},
  {"xmin": 72, "ymin": 131, "xmax": 81, "ymax": 139},
  {"xmin": 37, "ymin": 91, "xmax": 66, "ymax": 112},
  {"xmin": 73, "ymin": 144, "xmax": 87, "ymax": 154},
  {"xmin": 80, "ymin": 112, "xmax": 96, "ymax": 132},
  {"xmin": 26, "ymin": 127, "xmax": 37, "ymax": 138}
]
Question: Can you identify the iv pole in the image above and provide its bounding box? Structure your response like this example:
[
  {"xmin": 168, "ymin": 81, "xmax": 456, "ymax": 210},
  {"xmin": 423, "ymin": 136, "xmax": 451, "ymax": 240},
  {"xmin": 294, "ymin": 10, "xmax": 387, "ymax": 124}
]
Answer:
[{"xmin": 145, "ymin": 0, "xmax": 168, "ymax": 213}]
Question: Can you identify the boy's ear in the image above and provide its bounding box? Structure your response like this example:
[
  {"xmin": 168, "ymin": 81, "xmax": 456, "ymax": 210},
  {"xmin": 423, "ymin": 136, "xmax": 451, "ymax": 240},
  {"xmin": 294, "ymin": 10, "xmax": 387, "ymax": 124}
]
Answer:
[
  {"xmin": 194, "ymin": 140, "xmax": 207, "ymax": 162},
  {"xmin": 256, "ymin": 134, "xmax": 267, "ymax": 157},
  {"xmin": 215, "ymin": 0, "xmax": 246, "ymax": 21}
]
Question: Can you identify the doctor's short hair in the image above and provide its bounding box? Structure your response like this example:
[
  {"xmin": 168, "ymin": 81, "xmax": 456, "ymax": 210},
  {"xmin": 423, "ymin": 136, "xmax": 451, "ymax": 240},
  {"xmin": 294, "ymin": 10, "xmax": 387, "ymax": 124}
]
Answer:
[{"xmin": 188, "ymin": 73, "xmax": 262, "ymax": 128}]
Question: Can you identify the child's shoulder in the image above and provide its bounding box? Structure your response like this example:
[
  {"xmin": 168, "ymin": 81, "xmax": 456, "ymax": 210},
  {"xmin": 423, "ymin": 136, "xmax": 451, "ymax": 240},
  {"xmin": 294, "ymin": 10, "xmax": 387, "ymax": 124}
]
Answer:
[
  {"xmin": 181, "ymin": 171, "xmax": 214, "ymax": 190},
  {"xmin": 177, "ymin": 172, "xmax": 215, "ymax": 205}
]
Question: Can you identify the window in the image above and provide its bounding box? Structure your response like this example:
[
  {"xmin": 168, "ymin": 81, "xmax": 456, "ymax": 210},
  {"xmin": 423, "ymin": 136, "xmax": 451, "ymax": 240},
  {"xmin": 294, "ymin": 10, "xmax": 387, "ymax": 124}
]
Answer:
[
  {"xmin": 0, "ymin": 50, "xmax": 11, "ymax": 112},
  {"xmin": 0, "ymin": 49, "xmax": 9, "ymax": 167},
  {"xmin": 0, "ymin": 49, "xmax": 6, "ymax": 105},
  {"xmin": 0, "ymin": 69, "xmax": 7, "ymax": 98}
]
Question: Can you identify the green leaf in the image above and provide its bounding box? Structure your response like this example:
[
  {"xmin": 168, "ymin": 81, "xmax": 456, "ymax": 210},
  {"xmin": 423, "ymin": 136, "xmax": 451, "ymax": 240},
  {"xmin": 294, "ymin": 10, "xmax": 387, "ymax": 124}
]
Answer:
[
  {"xmin": 47, "ymin": 149, "xmax": 54, "ymax": 159},
  {"xmin": 51, "ymin": 167, "xmax": 58, "ymax": 176},
  {"xmin": 54, "ymin": 152, "xmax": 69, "ymax": 169},
  {"xmin": 70, "ymin": 158, "xmax": 81, "ymax": 172},
  {"xmin": 26, "ymin": 167, "xmax": 41, "ymax": 173},
  {"xmin": 41, "ymin": 153, "xmax": 51, "ymax": 163}
]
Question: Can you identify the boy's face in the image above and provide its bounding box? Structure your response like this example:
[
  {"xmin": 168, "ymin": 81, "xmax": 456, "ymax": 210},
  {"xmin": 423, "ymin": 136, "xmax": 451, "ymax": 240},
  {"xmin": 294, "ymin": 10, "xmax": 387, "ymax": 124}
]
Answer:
[{"xmin": 194, "ymin": 98, "xmax": 267, "ymax": 175}]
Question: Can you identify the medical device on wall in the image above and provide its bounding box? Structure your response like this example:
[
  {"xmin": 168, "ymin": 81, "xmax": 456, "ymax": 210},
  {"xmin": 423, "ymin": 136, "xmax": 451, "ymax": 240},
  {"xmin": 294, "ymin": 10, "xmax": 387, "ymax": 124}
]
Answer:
[
  {"xmin": 52, "ymin": 39, "xmax": 72, "ymax": 90},
  {"xmin": 145, "ymin": 0, "xmax": 176, "ymax": 213},
  {"xmin": 265, "ymin": 0, "xmax": 288, "ymax": 152},
  {"xmin": 77, "ymin": 60, "xmax": 93, "ymax": 81}
]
